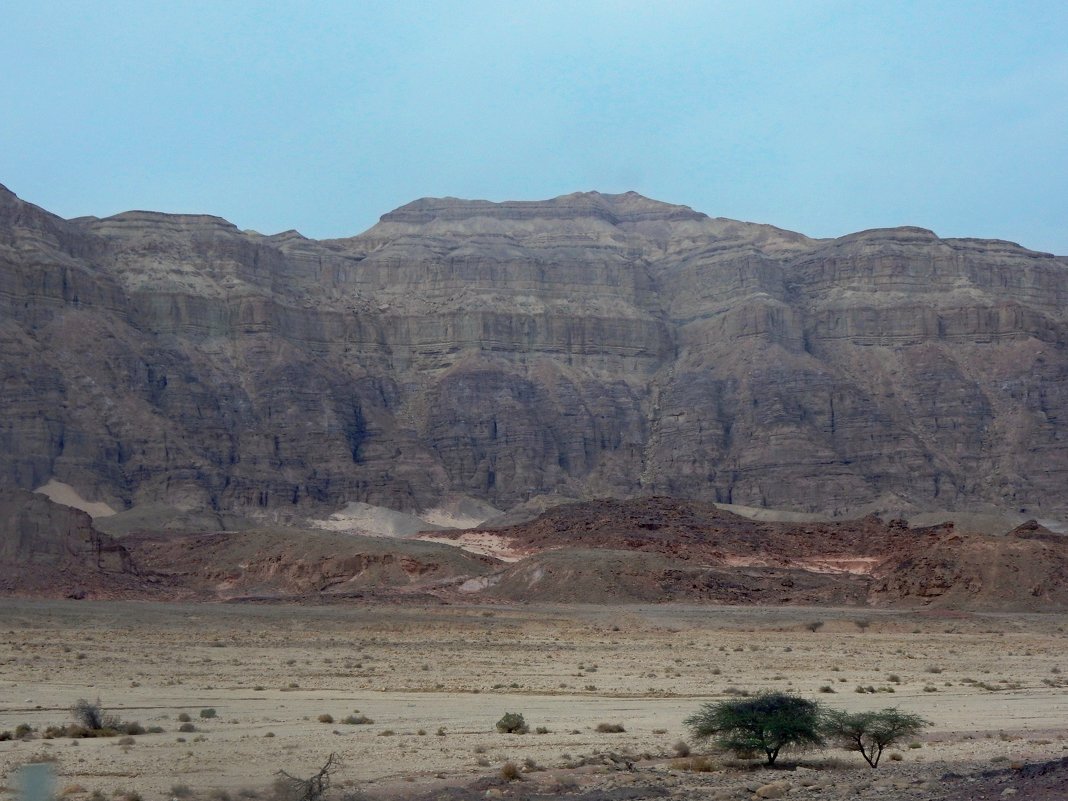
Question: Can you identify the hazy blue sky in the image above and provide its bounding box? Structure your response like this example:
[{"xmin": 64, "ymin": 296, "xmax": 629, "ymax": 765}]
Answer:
[{"xmin": 3, "ymin": 1, "xmax": 1066, "ymax": 252}]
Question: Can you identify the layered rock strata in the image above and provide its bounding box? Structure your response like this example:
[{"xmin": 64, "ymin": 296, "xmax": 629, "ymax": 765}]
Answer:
[{"xmin": 2, "ymin": 185, "xmax": 1066, "ymax": 519}]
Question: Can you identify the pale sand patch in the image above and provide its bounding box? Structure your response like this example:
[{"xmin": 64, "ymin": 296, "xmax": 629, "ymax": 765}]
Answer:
[
  {"xmin": 419, "ymin": 496, "xmax": 502, "ymax": 529},
  {"xmin": 1, "ymin": 601, "xmax": 1066, "ymax": 797},
  {"xmin": 33, "ymin": 479, "xmax": 116, "ymax": 518},
  {"xmin": 417, "ymin": 532, "xmax": 529, "ymax": 561},
  {"xmin": 721, "ymin": 554, "xmax": 882, "ymax": 575},
  {"xmin": 714, "ymin": 502, "xmax": 828, "ymax": 523},
  {"xmin": 308, "ymin": 501, "xmax": 448, "ymax": 537}
]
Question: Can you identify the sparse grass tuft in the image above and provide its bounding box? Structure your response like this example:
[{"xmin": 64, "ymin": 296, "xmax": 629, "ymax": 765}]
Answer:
[{"xmin": 671, "ymin": 756, "xmax": 717, "ymax": 772}]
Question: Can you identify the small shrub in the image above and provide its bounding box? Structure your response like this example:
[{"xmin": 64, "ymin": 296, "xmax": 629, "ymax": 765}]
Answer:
[
  {"xmin": 673, "ymin": 740, "xmax": 691, "ymax": 757},
  {"xmin": 170, "ymin": 785, "xmax": 193, "ymax": 798},
  {"xmin": 177, "ymin": 713, "xmax": 192, "ymax": 722},
  {"xmin": 378, "ymin": 729, "xmax": 395, "ymax": 736},
  {"xmin": 71, "ymin": 698, "xmax": 118, "ymax": 731},
  {"xmin": 15, "ymin": 723, "xmax": 35, "ymax": 739},
  {"xmin": 496, "ymin": 712, "xmax": 528, "ymax": 734},
  {"xmin": 672, "ymin": 755, "xmax": 716, "ymax": 772},
  {"xmin": 806, "ymin": 621, "xmax": 825, "ymax": 633},
  {"xmin": 318, "ymin": 714, "xmax": 334, "ymax": 724},
  {"xmin": 179, "ymin": 723, "xmax": 196, "ymax": 733},
  {"xmin": 342, "ymin": 714, "xmax": 374, "ymax": 725},
  {"xmin": 596, "ymin": 722, "xmax": 625, "ymax": 733},
  {"xmin": 535, "ymin": 726, "xmax": 549, "ymax": 734},
  {"xmin": 499, "ymin": 761, "xmax": 521, "ymax": 781},
  {"xmin": 199, "ymin": 708, "xmax": 217, "ymax": 719},
  {"xmin": 819, "ymin": 685, "xmax": 835, "ymax": 693}
]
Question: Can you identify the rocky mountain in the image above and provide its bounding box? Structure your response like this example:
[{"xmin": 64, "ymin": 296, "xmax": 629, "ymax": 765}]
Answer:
[{"xmin": 2, "ymin": 184, "xmax": 1067, "ymax": 522}]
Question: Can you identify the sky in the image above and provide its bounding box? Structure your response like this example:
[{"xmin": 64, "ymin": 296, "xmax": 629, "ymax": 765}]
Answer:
[{"xmin": 2, "ymin": 1, "xmax": 1066, "ymax": 252}]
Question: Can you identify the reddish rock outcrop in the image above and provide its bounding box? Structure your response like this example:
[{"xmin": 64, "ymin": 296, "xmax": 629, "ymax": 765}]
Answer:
[{"xmin": 456, "ymin": 497, "xmax": 1068, "ymax": 609}]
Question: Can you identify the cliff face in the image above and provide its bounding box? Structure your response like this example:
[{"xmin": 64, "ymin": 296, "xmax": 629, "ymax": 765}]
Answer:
[
  {"xmin": 2, "ymin": 185, "xmax": 1066, "ymax": 519},
  {"xmin": 0, "ymin": 489, "xmax": 138, "ymax": 595}
]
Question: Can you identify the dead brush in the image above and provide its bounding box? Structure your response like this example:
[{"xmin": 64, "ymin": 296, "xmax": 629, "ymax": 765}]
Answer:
[{"xmin": 671, "ymin": 755, "xmax": 717, "ymax": 772}]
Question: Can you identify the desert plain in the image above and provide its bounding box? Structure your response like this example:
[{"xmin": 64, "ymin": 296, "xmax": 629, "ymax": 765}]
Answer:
[{"xmin": 1, "ymin": 600, "xmax": 1066, "ymax": 801}]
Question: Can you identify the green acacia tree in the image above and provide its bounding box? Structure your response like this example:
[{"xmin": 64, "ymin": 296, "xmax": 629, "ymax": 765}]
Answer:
[
  {"xmin": 823, "ymin": 708, "xmax": 930, "ymax": 767},
  {"xmin": 684, "ymin": 691, "xmax": 824, "ymax": 766}
]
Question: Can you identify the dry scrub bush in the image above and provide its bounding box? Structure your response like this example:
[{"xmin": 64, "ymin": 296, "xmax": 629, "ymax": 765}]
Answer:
[
  {"xmin": 496, "ymin": 712, "xmax": 528, "ymax": 734},
  {"xmin": 499, "ymin": 761, "xmax": 521, "ymax": 781}
]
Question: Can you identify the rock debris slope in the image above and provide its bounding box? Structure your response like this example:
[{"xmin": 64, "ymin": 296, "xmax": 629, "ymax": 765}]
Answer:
[{"xmin": 2, "ymin": 185, "xmax": 1067, "ymax": 520}]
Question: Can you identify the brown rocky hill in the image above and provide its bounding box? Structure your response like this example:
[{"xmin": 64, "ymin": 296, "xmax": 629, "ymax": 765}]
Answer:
[
  {"xmin": 0, "ymin": 489, "xmax": 145, "ymax": 597},
  {"xmin": 120, "ymin": 527, "xmax": 498, "ymax": 600},
  {"xmin": 2, "ymin": 184, "xmax": 1067, "ymax": 522},
  {"xmin": 0, "ymin": 488, "xmax": 497, "ymax": 601},
  {"xmin": 443, "ymin": 497, "xmax": 1068, "ymax": 609}
]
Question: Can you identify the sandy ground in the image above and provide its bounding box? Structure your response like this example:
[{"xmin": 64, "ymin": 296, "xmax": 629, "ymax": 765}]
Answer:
[{"xmin": 0, "ymin": 601, "xmax": 1066, "ymax": 799}]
